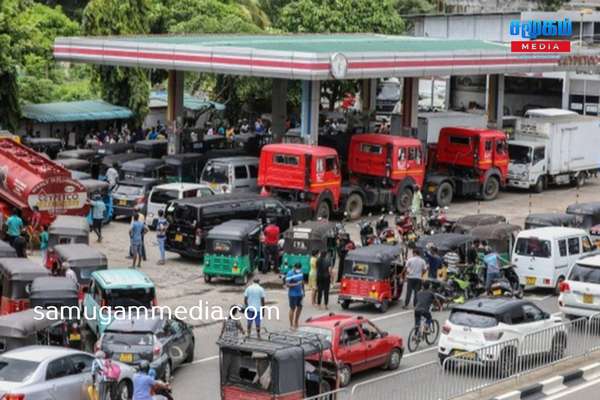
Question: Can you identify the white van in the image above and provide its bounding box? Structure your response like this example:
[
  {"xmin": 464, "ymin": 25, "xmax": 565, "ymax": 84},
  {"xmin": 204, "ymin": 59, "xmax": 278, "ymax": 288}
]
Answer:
[
  {"xmin": 146, "ymin": 183, "xmax": 214, "ymax": 228},
  {"xmin": 512, "ymin": 227, "xmax": 595, "ymax": 292},
  {"xmin": 200, "ymin": 156, "xmax": 259, "ymax": 194}
]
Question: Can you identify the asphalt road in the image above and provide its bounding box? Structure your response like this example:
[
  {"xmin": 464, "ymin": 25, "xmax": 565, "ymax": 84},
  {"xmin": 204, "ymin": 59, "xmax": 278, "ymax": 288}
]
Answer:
[{"xmin": 546, "ymin": 377, "xmax": 600, "ymax": 399}]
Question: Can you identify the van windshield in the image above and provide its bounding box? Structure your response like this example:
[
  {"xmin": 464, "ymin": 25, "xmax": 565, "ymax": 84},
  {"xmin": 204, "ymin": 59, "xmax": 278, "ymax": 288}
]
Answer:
[
  {"xmin": 150, "ymin": 189, "xmax": 178, "ymax": 205},
  {"xmin": 515, "ymin": 238, "xmax": 551, "ymax": 258},
  {"xmin": 202, "ymin": 164, "xmax": 228, "ymax": 184},
  {"xmin": 508, "ymin": 144, "xmax": 531, "ymax": 164},
  {"xmin": 569, "ymin": 263, "xmax": 600, "ymax": 284}
]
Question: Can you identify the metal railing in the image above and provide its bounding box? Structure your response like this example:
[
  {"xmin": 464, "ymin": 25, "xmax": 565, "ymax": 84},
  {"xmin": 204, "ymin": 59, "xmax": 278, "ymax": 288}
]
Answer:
[{"xmin": 311, "ymin": 313, "xmax": 600, "ymax": 400}]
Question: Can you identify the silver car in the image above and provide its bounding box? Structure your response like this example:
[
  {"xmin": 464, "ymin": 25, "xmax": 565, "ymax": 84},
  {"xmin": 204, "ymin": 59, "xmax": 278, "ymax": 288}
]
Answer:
[{"xmin": 0, "ymin": 346, "xmax": 135, "ymax": 400}]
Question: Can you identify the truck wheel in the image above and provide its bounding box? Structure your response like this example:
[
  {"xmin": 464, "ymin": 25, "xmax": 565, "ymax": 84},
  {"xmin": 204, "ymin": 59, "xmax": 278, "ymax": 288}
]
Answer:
[
  {"xmin": 344, "ymin": 193, "xmax": 363, "ymax": 220},
  {"xmin": 395, "ymin": 187, "xmax": 413, "ymax": 213},
  {"xmin": 436, "ymin": 182, "xmax": 453, "ymax": 207},
  {"xmin": 532, "ymin": 177, "xmax": 544, "ymax": 193},
  {"xmin": 573, "ymin": 172, "xmax": 587, "ymax": 187},
  {"xmin": 316, "ymin": 200, "xmax": 330, "ymax": 220},
  {"xmin": 481, "ymin": 176, "xmax": 500, "ymax": 201}
]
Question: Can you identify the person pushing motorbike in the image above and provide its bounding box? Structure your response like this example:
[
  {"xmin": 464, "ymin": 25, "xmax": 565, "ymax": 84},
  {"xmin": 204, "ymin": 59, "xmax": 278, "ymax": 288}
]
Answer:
[{"xmin": 133, "ymin": 360, "xmax": 170, "ymax": 400}]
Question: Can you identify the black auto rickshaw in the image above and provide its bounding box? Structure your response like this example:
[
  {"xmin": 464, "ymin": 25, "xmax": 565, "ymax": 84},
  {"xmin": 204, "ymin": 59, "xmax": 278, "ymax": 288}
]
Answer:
[
  {"xmin": 469, "ymin": 223, "xmax": 521, "ymax": 260},
  {"xmin": 134, "ymin": 139, "xmax": 168, "ymax": 158},
  {"xmin": 95, "ymin": 142, "xmax": 134, "ymax": 158},
  {"xmin": 98, "ymin": 152, "xmax": 145, "ymax": 181},
  {"xmin": 55, "ymin": 158, "xmax": 91, "ymax": 172},
  {"xmin": 415, "ymin": 233, "xmax": 474, "ymax": 261},
  {"xmin": 338, "ymin": 244, "xmax": 403, "ymax": 312},
  {"xmin": 280, "ymin": 221, "xmax": 338, "ymax": 276},
  {"xmin": 121, "ymin": 157, "xmax": 166, "ymax": 180},
  {"xmin": 452, "ymin": 214, "xmax": 507, "ymax": 234},
  {"xmin": 232, "ymin": 133, "xmax": 261, "ymax": 156},
  {"xmin": 0, "ymin": 258, "xmax": 50, "ymax": 315},
  {"xmin": 217, "ymin": 330, "xmax": 338, "ymax": 400},
  {"xmin": 29, "ymin": 277, "xmax": 82, "ymax": 349},
  {"xmin": 57, "ymin": 148, "xmax": 97, "ymax": 162},
  {"xmin": 163, "ymin": 153, "xmax": 205, "ymax": 183},
  {"xmin": 203, "ymin": 220, "xmax": 263, "ymax": 285},
  {"xmin": 0, "ymin": 309, "xmax": 71, "ymax": 353},
  {"xmin": 0, "ymin": 240, "xmax": 16, "ymax": 258},
  {"xmin": 53, "ymin": 244, "xmax": 108, "ymax": 298},
  {"xmin": 23, "ymin": 137, "xmax": 63, "ymax": 159},
  {"xmin": 193, "ymin": 136, "xmax": 229, "ymax": 153},
  {"xmin": 46, "ymin": 216, "xmax": 90, "ymax": 270},
  {"xmin": 566, "ymin": 202, "xmax": 600, "ymax": 229},
  {"xmin": 524, "ymin": 213, "xmax": 577, "ymax": 229}
]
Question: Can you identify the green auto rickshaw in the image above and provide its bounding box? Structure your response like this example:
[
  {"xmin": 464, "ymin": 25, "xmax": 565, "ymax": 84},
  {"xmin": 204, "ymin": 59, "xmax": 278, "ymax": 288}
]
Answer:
[
  {"xmin": 203, "ymin": 219, "xmax": 262, "ymax": 285},
  {"xmin": 280, "ymin": 221, "xmax": 337, "ymax": 276}
]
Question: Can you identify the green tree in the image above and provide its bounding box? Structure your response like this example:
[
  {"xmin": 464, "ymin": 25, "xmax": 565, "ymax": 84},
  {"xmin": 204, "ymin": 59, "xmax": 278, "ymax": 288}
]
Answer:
[
  {"xmin": 0, "ymin": 0, "xmax": 25, "ymax": 130},
  {"xmin": 396, "ymin": 0, "xmax": 435, "ymax": 15},
  {"xmin": 82, "ymin": 0, "xmax": 152, "ymax": 126}
]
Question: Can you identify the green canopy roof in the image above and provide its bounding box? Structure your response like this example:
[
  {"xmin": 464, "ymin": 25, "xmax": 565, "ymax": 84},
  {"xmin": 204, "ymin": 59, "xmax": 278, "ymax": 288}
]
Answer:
[
  {"xmin": 149, "ymin": 91, "xmax": 225, "ymax": 111},
  {"xmin": 22, "ymin": 100, "xmax": 133, "ymax": 123}
]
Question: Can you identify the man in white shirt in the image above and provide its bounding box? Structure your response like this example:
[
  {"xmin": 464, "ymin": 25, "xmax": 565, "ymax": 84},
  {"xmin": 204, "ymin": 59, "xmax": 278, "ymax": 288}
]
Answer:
[
  {"xmin": 403, "ymin": 248, "xmax": 428, "ymax": 308},
  {"xmin": 106, "ymin": 163, "xmax": 119, "ymax": 191}
]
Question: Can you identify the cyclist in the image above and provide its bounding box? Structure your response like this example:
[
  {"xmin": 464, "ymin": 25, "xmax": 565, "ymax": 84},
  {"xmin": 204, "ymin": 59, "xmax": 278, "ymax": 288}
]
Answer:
[{"xmin": 413, "ymin": 281, "xmax": 441, "ymax": 331}]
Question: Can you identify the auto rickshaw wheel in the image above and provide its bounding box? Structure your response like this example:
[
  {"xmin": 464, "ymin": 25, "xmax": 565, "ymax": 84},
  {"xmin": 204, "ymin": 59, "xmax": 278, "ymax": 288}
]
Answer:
[
  {"xmin": 345, "ymin": 193, "xmax": 364, "ymax": 220},
  {"xmin": 395, "ymin": 187, "xmax": 413, "ymax": 213},
  {"xmin": 338, "ymin": 364, "xmax": 352, "ymax": 387},
  {"xmin": 340, "ymin": 300, "xmax": 350, "ymax": 310},
  {"xmin": 204, "ymin": 275, "xmax": 212, "ymax": 283},
  {"xmin": 316, "ymin": 200, "xmax": 330, "ymax": 220}
]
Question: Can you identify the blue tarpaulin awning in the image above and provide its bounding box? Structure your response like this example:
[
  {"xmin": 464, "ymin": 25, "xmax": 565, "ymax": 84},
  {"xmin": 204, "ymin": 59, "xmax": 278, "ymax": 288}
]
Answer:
[
  {"xmin": 22, "ymin": 100, "xmax": 133, "ymax": 123},
  {"xmin": 149, "ymin": 91, "xmax": 225, "ymax": 112}
]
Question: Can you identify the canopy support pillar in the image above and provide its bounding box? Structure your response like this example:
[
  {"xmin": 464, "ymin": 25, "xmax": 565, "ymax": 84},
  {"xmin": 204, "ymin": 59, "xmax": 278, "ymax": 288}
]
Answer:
[
  {"xmin": 167, "ymin": 70, "xmax": 185, "ymax": 155},
  {"xmin": 486, "ymin": 74, "xmax": 504, "ymax": 129},
  {"xmin": 301, "ymin": 80, "xmax": 320, "ymax": 145},
  {"xmin": 401, "ymin": 77, "xmax": 418, "ymax": 137},
  {"xmin": 562, "ymin": 72, "xmax": 571, "ymax": 110},
  {"xmin": 271, "ymin": 79, "xmax": 288, "ymax": 142}
]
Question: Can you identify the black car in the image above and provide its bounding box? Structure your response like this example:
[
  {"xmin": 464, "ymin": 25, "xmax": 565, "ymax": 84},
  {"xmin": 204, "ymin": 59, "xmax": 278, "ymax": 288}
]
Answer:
[
  {"xmin": 165, "ymin": 193, "xmax": 297, "ymax": 258},
  {"xmin": 112, "ymin": 178, "xmax": 159, "ymax": 219},
  {"xmin": 100, "ymin": 316, "xmax": 194, "ymax": 382}
]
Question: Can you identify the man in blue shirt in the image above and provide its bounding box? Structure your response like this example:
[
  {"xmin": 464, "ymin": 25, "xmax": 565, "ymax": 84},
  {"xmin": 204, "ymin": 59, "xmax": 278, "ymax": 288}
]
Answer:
[
  {"xmin": 90, "ymin": 194, "xmax": 106, "ymax": 242},
  {"xmin": 285, "ymin": 263, "xmax": 304, "ymax": 329},
  {"xmin": 244, "ymin": 278, "xmax": 265, "ymax": 339},
  {"xmin": 483, "ymin": 246, "xmax": 501, "ymax": 294},
  {"xmin": 130, "ymin": 214, "xmax": 147, "ymax": 268},
  {"xmin": 5, "ymin": 209, "xmax": 23, "ymax": 247},
  {"xmin": 132, "ymin": 360, "xmax": 168, "ymax": 400}
]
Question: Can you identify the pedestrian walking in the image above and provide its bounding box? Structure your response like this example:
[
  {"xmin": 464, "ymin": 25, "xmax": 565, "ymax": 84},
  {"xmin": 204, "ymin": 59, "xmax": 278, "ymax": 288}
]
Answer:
[
  {"xmin": 262, "ymin": 219, "xmax": 280, "ymax": 272},
  {"xmin": 316, "ymin": 251, "xmax": 333, "ymax": 309},
  {"xmin": 220, "ymin": 305, "xmax": 245, "ymax": 338},
  {"xmin": 411, "ymin": 189, "xmax": 423, "ymax": 229},
  {"xmin": 244, "ymin": 278, "xmax": 265, "ymax": 339},
  {"xmin": 285, "ymin": 263, "xmax": 304, "ymax": 329},
  {"xmin": 13, "ymin": 232, "xmax": 27, "ymax": 258},
  {"xmin": 156, "ymin": 209, "xmax": 168, "ymax": 265},
  {"xmin": 130, "ymin": 214, "xmax": 147, "ymax": 268},
  {"xmin": 403, "ymin": 248, "xmax": 428, "ymax": 308},
  {"xmin": 308, "ymin": 250, "xmax": 318, "ymax": 305},
  {"xmin": 90, "ymin": 194, "xmax": 106, "ymax": 242},
  {"xmin": 5, "ymin": 209, "xmax": 23, "ymax": 247},
  {"xmin": 39, "ymin": 225, "xmax": 48, "ymax": 267}
]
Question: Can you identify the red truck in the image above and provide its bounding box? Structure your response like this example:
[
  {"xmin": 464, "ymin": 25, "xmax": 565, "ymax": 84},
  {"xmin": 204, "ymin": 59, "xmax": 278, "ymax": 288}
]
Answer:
[
  {"xmin": 423, "ymin": 127, "xmax": 509, "ymax": 207},
  {"xmin": 0, "ymin": 139, "xmax": 88, "ymax": 225},
  {"xmin": 258, "ymin": 135, "xmax": 426, "ymax": 220}
]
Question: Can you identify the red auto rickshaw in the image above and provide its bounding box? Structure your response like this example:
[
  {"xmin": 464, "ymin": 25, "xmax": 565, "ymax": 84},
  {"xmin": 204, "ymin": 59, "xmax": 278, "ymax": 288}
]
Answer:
[
  {"xmin": 0, "ymin": 258, "xmax": 50, "ymax": 315},
  {"xmin": 217, "ymin": 330, "xmax": 338, "ymax": 399},
  {"xmin": 338, "ymin": 244, "xmax": 403, "ymax": 313}
]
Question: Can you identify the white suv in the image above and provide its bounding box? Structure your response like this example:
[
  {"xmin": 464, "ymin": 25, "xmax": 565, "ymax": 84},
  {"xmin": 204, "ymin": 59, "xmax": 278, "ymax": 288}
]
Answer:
[
  {"xmin": 558, "ymin": 254, "xmax": 600, "ymax": 318},
  {"xmin": 438, "ymin": 298, "xmax": 565, "ymax": 376},
  {"xmin": 146, "ymin": 183, "xmax": 214, "ymax": 229}
]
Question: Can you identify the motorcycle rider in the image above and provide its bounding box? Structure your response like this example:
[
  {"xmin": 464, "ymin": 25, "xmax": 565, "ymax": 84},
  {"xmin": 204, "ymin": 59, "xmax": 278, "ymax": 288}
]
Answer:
[{"xmin": 133, "ymin": 360, "xmax": 169, "ymax": 400}]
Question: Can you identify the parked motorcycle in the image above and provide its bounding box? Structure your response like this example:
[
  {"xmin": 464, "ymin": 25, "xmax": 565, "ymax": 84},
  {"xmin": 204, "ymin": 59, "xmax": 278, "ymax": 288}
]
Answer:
[
  {"xmin": 358, "ymin": 217, "xmax": 378, "ymax": 246},
  {"xmin": 424, "ymin": 207, "xmax": 452, "ymax": 234}
]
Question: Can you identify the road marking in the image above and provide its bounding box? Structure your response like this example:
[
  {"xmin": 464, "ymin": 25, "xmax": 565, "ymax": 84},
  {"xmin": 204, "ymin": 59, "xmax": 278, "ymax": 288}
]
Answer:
[
  {"xmin": 404, "ymin": 347, "xmax": 437, "ymax": 358},
  {"xmin": 189, "ymin": 355, "xmax": 219, "ymax": 365},
  {"xmin": 544, "ymin": 376, "xmax": 600, "ymax": 399},
  {"xmin": 371, "ymin": 310, "xmax": 413, "ymax": 322}
]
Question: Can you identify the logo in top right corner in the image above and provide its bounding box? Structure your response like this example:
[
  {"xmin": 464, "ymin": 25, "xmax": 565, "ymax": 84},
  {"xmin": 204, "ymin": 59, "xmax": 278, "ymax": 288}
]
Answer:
[{"xmin": 510, "ymin": 18, "xmax": 572, "ymax": 53}]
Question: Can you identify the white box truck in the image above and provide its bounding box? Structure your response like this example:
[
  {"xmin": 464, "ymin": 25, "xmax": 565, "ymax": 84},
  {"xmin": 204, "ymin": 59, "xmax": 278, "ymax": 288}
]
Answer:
[
  {"xmin": 508, "ymin": 108, "xmax": 600, "ymax": 192},
  {"xmin": 417, "ymin": 111, "xmax": 486, "ymax": 144}
]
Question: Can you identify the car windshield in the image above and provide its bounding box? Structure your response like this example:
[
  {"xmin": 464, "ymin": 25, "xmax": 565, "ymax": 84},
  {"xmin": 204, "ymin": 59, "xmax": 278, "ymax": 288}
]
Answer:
[
  {"xmin": 508, "ymin": 144, "xmax": 531, "ymax": 164},
  {"xmin": 0, "ymin": 357, "xmax": 39, "ymax": 382},
  {"xmin": 569, "ymin": 263, "xmax": 600, "ymax": 284},
  {"xmin": 514, "ymin": 238, "xmax": 551, "ymax": 258},
  {"xmin": 297, "ymin": 326, "xmax": 333, "ymax": 342},
  {"xmin": 150, "ymin": 189, "xmax": 179, "ymax": 205},
  {"xmin": 104, "ymin": 332, "xmax": 154, "ymax": 347},
  {"xmin": 449, "ymin": 311, "xmax": 498, "ymax": 328},
  {"xmin": 114, "ymin": 185, "xmax": 144, "ymax": 196},
  {"xmin": 202, "ymin": 164, "xmax": 229, "ymax": 184}
]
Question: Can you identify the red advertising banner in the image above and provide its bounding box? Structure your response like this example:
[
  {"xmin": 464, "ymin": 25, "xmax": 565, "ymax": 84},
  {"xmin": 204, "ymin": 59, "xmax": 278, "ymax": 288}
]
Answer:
[{"xmin": 511, "ymin": 40, "xmax": 571, "ymax": 53}]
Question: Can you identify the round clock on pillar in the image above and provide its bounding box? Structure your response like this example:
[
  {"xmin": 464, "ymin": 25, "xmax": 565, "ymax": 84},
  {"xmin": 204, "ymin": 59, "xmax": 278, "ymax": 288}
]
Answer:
[{"xmin": 330, "ymin": 53, "xmax": 348, "ymax": 79}]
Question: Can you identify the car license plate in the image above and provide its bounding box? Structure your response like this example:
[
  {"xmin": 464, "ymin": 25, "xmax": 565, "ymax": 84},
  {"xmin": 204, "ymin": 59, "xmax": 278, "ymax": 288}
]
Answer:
[
  {"xmin": 584, "ymin": 294, "xmax": 594, "ymax": 304},
  {"xmin": 119, "ymin": 353, "xmax": 133, "ymax": 363},
  {"xmin": 119, "ymin": 199, "xmax": 127, "ymax": 206},
  {"xmin": 175, "ymin": 234, "xmax": 183, "ymax": 242},
  {"xmin": 351, "ymin": 296, "xmax": 363, "ymax": 301},
  {"xmin": 526, "ymin": 276, "xmax": 536, "ymax": 286},
  {"xmin": 210, "ymin": 182, "xmax": 218, "ymax": 190},
  {"xmin": 69, "ymin": 333, "xmax": 81, "ymax": 341},
  {"xmin": 453, "ymin": 350, "xmax": 476, "ymax": 360},
  {"xmin": 492, "ymin": 289, "xmax": 502, "ymax": 296}
]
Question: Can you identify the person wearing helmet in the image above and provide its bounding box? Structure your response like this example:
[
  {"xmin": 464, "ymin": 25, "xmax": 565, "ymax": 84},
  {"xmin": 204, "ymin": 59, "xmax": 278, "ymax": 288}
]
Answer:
[{"xmin": 133, "ymin": 360, "xmax": 169, "ymax": 400}]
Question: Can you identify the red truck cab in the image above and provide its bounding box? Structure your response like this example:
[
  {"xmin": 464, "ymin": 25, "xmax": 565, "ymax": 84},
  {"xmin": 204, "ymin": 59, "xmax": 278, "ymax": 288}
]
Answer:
[
  {"xmin": 258, "ymin": 144, "xmax": 341, "ymax": 220},
  {"xmin": 424, "ymin": 127, "xmax": 508, "ymax": 206},
  {"xmin": 345, "ymin": 134, "xmax": 425, "ymax": 219}
]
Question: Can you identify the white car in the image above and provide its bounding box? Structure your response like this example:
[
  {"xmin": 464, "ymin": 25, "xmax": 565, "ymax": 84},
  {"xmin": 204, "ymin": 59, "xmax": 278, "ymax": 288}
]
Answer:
[
  {"xmin": 559, "ymin": 253, "xmax": 600, "ymax": 318},
  {"xmin": 438, "ymin": 298, "xmax": 565, "ymax": 376},
  {"xmin": 0, "ymin": 345, "xmax": 135, "ymax": 400},
  {"xmin": 146, "ymin": 183, "xmax": 214, "ymax": 228}
]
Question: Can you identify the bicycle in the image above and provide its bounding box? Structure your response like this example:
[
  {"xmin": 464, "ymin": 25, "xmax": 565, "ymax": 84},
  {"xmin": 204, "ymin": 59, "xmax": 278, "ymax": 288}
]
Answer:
[{"xmin": 407, "ymin": 313, "xmax": 440, "ymax": 352}]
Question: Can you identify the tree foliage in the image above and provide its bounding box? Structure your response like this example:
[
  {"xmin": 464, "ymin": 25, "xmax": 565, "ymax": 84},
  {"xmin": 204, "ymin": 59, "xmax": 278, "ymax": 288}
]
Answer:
[{"xmin": 82, "ymin": 0, "xmax": 151, "ymax": 125}]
